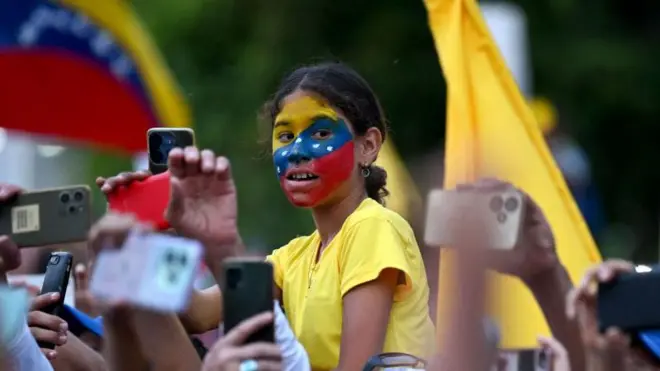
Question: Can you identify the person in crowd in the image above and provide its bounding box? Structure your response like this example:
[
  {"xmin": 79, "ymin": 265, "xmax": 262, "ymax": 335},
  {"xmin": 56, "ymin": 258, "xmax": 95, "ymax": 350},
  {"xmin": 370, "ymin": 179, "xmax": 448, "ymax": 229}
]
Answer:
[{"xmin": 98, "ymin": 62, "xmax": 437, "ymax": 371}]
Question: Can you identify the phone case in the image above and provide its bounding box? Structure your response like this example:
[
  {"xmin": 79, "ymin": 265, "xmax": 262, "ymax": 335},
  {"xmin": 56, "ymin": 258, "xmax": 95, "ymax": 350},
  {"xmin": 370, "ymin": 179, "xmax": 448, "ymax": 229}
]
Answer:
[
  {"xmin": 107, "ymin": 172, "xmax": 171, "ymax": 230},
  {"xmin": 147, "ymin": 128, "xmax": 195, "ymax": 175},
  {"xmin": 424, "ymin": 189, "xmax": 524, "ymax": 250},
  {"xmin": 598, "ymin": 270, "xmax": 660, "ymax": 333},
  {"xmin": 222, "ymin": 259, "xmax": 274, "ymax": 344},
  {"xmin": 0, "ymin": 186, "xmax": 91, "ymax": 248},
  {"xmin": 38, "ymin": 251, "xmax": 73, "ymax": 349}
]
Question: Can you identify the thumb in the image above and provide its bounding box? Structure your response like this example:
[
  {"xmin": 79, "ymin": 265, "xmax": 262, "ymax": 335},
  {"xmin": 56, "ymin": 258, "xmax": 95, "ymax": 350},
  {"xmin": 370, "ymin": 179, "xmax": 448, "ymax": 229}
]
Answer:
[{"xmin": 74, "ymin": 263, "xmax": 89, "ymax": 291}]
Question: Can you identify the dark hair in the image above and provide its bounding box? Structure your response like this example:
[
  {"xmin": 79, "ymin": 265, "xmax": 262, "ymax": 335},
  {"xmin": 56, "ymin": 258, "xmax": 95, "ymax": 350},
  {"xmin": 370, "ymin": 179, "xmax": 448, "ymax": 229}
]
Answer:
[{"xmin": 263, "ymin": 62, "xmax": 390, "ymax": 204}]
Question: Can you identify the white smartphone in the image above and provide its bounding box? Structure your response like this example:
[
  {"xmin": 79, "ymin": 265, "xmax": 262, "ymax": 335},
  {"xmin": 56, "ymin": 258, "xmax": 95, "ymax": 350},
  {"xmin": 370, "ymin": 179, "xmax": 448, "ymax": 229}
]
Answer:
[
  {"xmin": 424, "ymin": 189, "xmax": 524, "ymax": 249},
  {"xmin": 0, "ymin": 286, "xmax": 30, "ymax": 345},
  {"xmin": 90, "ymin": 232, "xmax": 203, "ymax": 312}
]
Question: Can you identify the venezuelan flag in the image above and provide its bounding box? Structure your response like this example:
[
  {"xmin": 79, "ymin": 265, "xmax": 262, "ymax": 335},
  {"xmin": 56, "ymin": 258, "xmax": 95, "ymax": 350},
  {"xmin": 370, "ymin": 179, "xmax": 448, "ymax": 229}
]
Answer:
[
  {"xmin": 0, "ymin": 0, "xmax": 190, "ymax": 153},
  {"xmin": 424, "ymin": 0, "xmax": 601, "ymax": 347}
]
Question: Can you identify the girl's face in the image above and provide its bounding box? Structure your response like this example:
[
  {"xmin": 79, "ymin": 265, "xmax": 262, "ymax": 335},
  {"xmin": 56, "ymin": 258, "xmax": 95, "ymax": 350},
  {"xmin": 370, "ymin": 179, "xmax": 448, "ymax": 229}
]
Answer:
[{"xmin": 272, "ymin": 91, "xmax": 356, "ymax": 207}]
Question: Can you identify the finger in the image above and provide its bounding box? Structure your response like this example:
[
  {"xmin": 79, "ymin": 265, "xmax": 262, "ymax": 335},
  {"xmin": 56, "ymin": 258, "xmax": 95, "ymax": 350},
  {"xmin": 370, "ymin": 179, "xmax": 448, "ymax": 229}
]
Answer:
[
  {"xmin": 529, "ymin": 224, "xmax": 554, "ymax": 249},
  {"xmin": 215, "ymin": 156, "xmax": 233, "ymax": 181},
  {"xmin": 604, "ymin": 327, "xmax": 631, "ymax": 349},
  {"xmin": 565, "ymin": 287, "xmax": 580, "ymax": 319},
  {"xmin": 222, "ymin": 312, "xmax": 274, "ymax": 345},
  {"xmin": 183, "ymin": 146, "xmax": 201, "ymax": 177},
  {"xmin": 28, "ymin": 309, "xmax": 67, "ymax": 332},
  {"xmin": 0, "ymin": 235, "xmax": 22, "ymax": 273},
  {"xmin": 231, "ymin": 342, "xmax": 282, "ymax": 360},
  {"xmin": 74, "ymin": 263, "xmax": 89, "ymax": 291},
  {"xmin": 255, "ymin": 360, "xmax": 282, "ymax": 371},
  {"xmin": 0, "ymin": 183, "xmax": 23, "ymax": 202},
  {"xmin": 454, "ymin": 183, "xmax": 474, "ymax": 192},
  {"xmin": 30, "ymin": 327, "xmax": 67, "ymax": 346},
  {"xmin": 95, "ymin": 177, "xmax": 107, "ymax": 189},
  {"xmin": 474, "ymin": 178, "xmax": 512, "ymax": 191},
  {"xmin": 41, "ymin": 349, "xmax": 58, "ymax": 360},
  {"xmin": 200, "ymin": 150, "xmax": 216, "ymax": 174},
  {"xmin": 127, "ymin": 170, "xmax": 152, "ymax": 182},
  {"xmin": 88, "ymin": 213, "xmax": 140, "ymax": 254},
  {"xmin": 168, "ymin": 147, "xmax": 186, "ymax": 178},
  {"xmin": 597, "ymin": 260, "xmax": 635, "ymax": 282},
  {"xmin": 537, "ymin": 335, "xmax": 567, "ymax": 357}
]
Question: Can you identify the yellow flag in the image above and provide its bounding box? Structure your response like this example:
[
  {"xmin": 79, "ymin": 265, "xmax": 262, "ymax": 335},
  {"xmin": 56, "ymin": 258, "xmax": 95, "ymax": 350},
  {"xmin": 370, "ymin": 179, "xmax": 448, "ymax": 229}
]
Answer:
[
  {"xmin": 424, "ymin": 0, "xmax": 601, "ymax": 347},
  {"xmin": 375, "ymin": 140, "xmax": 421, "ymax": 220}
]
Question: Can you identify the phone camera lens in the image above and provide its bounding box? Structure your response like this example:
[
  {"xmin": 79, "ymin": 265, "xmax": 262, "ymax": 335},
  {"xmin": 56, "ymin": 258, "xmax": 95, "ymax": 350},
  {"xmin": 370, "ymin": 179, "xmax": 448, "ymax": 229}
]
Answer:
[
  {"xmin": 73, "ymin": 191, "xmax": 84, "ymax": 202},
  {"xmin": 60, "ymin": 193, "xmax": 70, "ymax": 203},
  {"xmin": 49, "ymin": 255, "xmax": 60, "ymax": 265},
  {"xmin": 489, "ymin": 196, "xmax": 503, "ymax": 213},
  {"xmin": 68, "ymin": 206, "xmax": 77, "ymax": 214},
  {"xmin": 165, "ymin": 250, "xmax": 176, "ymax": 264},
  {"xmin": 504, "ymin": 197, "xmax": 519, "ymax": 212},
  {"xmin": 497, "ymin": 212, "xmax": 507, "ymax": 223}
]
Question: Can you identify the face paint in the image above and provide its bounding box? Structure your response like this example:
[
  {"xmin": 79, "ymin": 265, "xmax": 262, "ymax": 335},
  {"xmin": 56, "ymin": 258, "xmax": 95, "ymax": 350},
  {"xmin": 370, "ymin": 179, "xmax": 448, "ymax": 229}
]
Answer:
[{"xmin": 272, "ymin": 95, "xmax": 354, "ymax": 207}]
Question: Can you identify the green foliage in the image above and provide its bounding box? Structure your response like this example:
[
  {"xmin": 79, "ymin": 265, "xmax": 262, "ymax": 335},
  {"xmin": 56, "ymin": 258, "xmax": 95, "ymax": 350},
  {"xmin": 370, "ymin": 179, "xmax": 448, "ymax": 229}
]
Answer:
[{"xmin": 90, "ymin": 0, "xmax": 660, "ymax": 257}]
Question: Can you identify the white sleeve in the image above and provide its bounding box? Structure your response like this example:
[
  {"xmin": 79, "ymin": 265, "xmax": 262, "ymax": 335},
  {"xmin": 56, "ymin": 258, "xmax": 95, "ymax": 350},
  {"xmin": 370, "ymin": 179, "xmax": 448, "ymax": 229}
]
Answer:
[
  {"xmin": 274, "ymin": 301, "xmax": 310, "ymax": 371},
  {"xmin": 5, "ymin": 321, "xmax": 53, "ymax": 371}
]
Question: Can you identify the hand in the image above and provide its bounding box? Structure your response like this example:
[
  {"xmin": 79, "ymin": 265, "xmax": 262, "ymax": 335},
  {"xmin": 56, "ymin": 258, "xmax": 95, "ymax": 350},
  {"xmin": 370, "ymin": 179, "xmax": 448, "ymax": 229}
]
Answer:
[
  {"xmin": 28, "ymin": 292, "xmax": 68, "ymax": 360},
  {"xmin": 96, "ymin": 170, "xmax": 152, "ymax": 194},
  {"xmin": 538, "ymin": 336, "xmax": 571, "ymax": 371},
  {"xmin": 166, "ymin": 147, "xmax": 239, "ymax": 258},
  {"xmin": 566, "ymin": 260, "xmax": 632, "ymax": 358},
  {"xmin": 202, "ymin": 312, "xmax": 281, "ymax": 371},
  {"xmin": 74, "ymin": 262, "xmax": 100, "ymax": 317},
  {"xmin": 88, "ymin": 213, "xmax": 152, "ymax": 256},
  {"xmin": 456, "ymin": 178, "xmax": 558, "ymax": 282}
]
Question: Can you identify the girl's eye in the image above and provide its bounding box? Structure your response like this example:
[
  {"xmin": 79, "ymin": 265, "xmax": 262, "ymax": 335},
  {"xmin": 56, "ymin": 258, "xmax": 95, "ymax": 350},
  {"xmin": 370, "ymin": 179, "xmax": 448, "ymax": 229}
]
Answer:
[
  {"xmin": 277, "ymin": 132, "xmax": 294, "ymax": 142},
  {"xmin": 311, "ymin": 129, "xmax": 332, "ymax": 140}
]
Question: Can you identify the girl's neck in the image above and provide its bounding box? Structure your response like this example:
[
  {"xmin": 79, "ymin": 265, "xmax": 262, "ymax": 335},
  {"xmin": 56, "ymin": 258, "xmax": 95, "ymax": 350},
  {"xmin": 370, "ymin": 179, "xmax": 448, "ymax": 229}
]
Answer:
[{"xmin": 312, "ymin": 189, "xmax": 367, "ymax": 247}]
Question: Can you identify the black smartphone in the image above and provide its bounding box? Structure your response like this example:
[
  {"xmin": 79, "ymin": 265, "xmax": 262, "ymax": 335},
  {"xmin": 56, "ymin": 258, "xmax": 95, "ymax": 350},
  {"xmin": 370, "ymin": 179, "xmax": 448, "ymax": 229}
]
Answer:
[
  {"xmin": 222, "ymin": 258, "xmax": 274, "ymax": 344},
  {"xmin": 38, "ymin": 251, "xmax": 73, "ymax": 349},
  {"xmin": 598, "ymin": 270, "xmax": 660, "ymax": 333},
  {"xmin": 147, "ymin": 128, "xmax": 195, "ymax": 174}
]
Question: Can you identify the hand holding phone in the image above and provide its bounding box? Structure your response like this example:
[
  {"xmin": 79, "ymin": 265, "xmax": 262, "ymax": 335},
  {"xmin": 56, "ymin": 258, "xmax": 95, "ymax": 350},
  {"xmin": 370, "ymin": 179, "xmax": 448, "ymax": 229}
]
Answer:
[
  {"xmin": 0, "ymin": 186, "xmax": 91, "ymax": 248},
  {"xmin": 90, "ymin": 231, "xmax": 203, "ymax": 312},
  {"xmin": 222, "ymin": 258, "xmax": 274, "ymax": 344},
  {"xmin": 424, "ymin": 189, "xmax": 524, "ymax": 249},
  {"xmin": 37, "ymin": 252, "xmax": 73, "ymax": 349},
  {"xmin": 598, "ymin": 269, "xmax": 660, "ymax": 332}
]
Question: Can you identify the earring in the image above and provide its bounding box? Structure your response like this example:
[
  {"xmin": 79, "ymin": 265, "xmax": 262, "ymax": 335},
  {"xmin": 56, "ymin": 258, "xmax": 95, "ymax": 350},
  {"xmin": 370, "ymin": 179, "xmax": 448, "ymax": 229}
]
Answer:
[{"xmin": 361, "ymin": 164, "xmax": 371, "ymax": 178}]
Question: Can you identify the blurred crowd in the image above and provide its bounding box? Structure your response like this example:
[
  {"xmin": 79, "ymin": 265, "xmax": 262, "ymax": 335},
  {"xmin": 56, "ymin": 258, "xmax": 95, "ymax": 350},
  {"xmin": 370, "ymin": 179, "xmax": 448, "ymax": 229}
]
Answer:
[{"xmin": 0, "ymin": 62, "xmax": 655, "ymax": 371}]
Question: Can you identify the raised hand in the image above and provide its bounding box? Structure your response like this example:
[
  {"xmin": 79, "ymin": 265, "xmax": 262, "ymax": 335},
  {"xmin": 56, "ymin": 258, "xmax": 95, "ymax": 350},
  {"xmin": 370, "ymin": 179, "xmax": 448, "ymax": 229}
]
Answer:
[
  {"xmin": 28, "ymin": 292, "xmax": 68, "ymax": 360},
  {"xmin": 74, "ymin": 262, "xmax": 99, "ymax": 317},
  {"xmin": 566, "ymin": 260, "xmax": 632, "ymax": 369},
  {"xmin": 165, "ymin": 147, "xmax": 240, "ymax": 261},
  {"xmin": 456, "ymin": 178, "xmax": 558, "ymax": 282}
]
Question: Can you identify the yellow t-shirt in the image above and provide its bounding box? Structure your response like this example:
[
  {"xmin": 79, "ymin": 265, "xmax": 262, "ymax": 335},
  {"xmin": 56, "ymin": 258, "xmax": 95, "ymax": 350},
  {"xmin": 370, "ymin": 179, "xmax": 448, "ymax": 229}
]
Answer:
[{"xmin": 267, "ymin": 198, "xmax": 435, "ymax": 371}]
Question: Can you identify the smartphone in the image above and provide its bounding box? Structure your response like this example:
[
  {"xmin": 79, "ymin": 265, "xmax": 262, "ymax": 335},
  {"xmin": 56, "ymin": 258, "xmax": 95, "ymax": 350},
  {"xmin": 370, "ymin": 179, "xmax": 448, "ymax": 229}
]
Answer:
[
  {"xmin": 38, "ymin": 252, "xmax": 73, "ymax": 349},
  {"xmin": 147, "ymin": 128, "xmax": 195, "ymax": 174},
  {"xmin": 106, "ymin": 172, "xmax": 171, "ymax": 230},
  {"xmin": 90, "ymin": 232, "xmax": 202, "ymax": 312},
  {"xmin": 498, "ymin": 349, "xmax": 552, "ymax": 371},
  {"xmin": 0, "ymin": 186, "xmax": 91, "ymax": 248},
  {"xmin": 598, "ymin": 270, "xmax": 660, "ymax": 332},
  {"xmin": 222, "ymin": 258, "xmax": 274, "ymax": 343},
  {"xmin": 424, "ymin": 189, "xmax": 524, "ymax": 249},
  {"xmin": 0, "ymin": 286, "xmax": 30, "ymax": 346}
]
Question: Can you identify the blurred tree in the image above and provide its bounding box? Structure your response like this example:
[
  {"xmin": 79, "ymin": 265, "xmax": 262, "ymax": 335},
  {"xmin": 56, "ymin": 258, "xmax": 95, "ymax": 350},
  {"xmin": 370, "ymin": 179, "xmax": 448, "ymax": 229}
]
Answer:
[{"xmin": 89, "ymin": 0, "xmax": 660, "ymax": 258}]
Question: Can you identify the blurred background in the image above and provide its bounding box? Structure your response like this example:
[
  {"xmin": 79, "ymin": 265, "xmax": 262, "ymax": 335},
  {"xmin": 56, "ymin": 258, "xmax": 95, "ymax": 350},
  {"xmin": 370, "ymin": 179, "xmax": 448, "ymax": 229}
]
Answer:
[{"xmin": 1, "ymin": 0, "xmax": 659, "ymax": 261}]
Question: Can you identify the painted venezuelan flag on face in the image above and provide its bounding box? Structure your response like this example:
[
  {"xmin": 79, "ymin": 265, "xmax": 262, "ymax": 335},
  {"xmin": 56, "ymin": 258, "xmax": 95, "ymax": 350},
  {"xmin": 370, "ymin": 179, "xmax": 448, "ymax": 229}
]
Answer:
[
  {"xmin": 272, "ymin": 95, "xmax": 354, "ymax": 207},
  {"xmin": 0, "ymin": 0, "xmax": 189, "ymax": 153}
]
